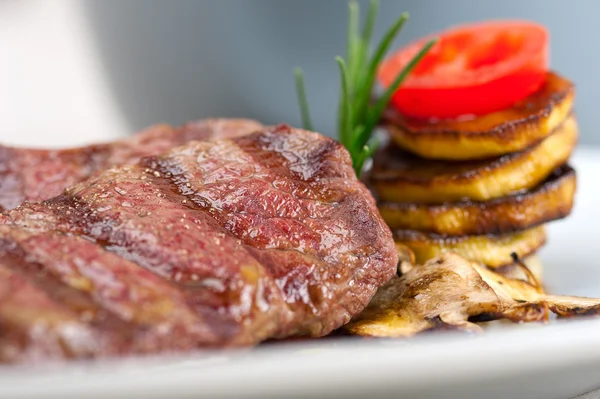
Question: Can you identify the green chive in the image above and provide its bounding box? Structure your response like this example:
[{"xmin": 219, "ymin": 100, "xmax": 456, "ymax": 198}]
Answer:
[
  {"xmin": 354, "ymin": 137, "xmax": 380, "ymax": 176},
  {"xmin": 346, "ymin": 1, "xmax": 360, "ymax": 89},
  {"xmin": 293, "ymin": 2, "xmax": 434, "ymax": 177},
  {"xmin": 353, "ymin": 12, "xmax": 408, "ymax": 128},
  {"xmin": 352, "ymin": 0, "xmax": 378, "ymax": 92},
  {"xmin": 360, "ymin": 37, "xmax": 438, "ymax": 145},
  {"xmin": 361, "ymin": 0, "xmax": 378, "ymax": 50},
  {"xmin": 336, "ymin": 56, "xmax": 352, "ymax": 148}
]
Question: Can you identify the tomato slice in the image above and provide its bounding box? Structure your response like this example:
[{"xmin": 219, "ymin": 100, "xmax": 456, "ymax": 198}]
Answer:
[{"xmin": 378, "ymin": 20, "xmax": 549, "ymax": 119}]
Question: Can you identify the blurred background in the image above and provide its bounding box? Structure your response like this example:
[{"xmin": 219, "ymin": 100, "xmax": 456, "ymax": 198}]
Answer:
[{"xmin": 1, "ymin": 0, "xmax": 597, "ymax": 147}]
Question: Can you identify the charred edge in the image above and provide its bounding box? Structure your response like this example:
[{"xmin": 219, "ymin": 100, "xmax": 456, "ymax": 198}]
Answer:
[
  {"xmin": 509, "ymin": 252, "xmax": 543, "ymax": 289},
  {"xmin": 370, "ymin": 114, "xmax": 574, "ymax": 185},
  {"xmin": 44, "ymin": 192, "xmax": 100, "ymax": 237},
  {"xmin": 425, "ymin": 316, "xmax": 476, "ymax": 334},
  {"xmin": 377, "ymin": 166, "xmax": 575, "ymax": 236},
  {"xmin": 382, "ymin": 73, "xmax": 574, "ymax": 138},
  {"xmin": 0, "ymin": 236, "xmax": 137, "ymax": 345},
  {"xmin": 233, "ymin": 126, "xmax": 349, "ymax": 182},
  {"xmin": 468, "ymin": 313, "xmax": 501, "ymax": 323},
  {"xmin": 510, "ymin": 252, "xmax": 520, "ymax": 264},
  {"xmin": 552, "ymin": 305, "xmax": 600, "ymax": 317},
  {"xmin": 378, "ymin": 164, "xmax": 575, "ymax": 210},
  {"xmin": 392, "ymin": 227, "xmax": 543, "ymax": 244}
]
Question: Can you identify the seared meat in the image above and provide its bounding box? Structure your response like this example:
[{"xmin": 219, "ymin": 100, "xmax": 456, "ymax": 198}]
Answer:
[
  {"xmin": 0, "ymin": 118, "xmax": 263, "ymax": 211},
  {"xmin": 0, "ymin": 125, "xmax": 398, "ymax": 362}
]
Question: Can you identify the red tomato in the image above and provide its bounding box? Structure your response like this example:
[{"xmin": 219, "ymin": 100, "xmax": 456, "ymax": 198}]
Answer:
[{"xmin": 378, "ymin": 20, "xmax": 549, "ymax": 119}]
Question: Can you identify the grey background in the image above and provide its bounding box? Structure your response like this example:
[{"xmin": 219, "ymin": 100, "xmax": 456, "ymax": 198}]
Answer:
[{"xmin": 82, "ymin": 0, "xmax": 597, "ymax": 143}]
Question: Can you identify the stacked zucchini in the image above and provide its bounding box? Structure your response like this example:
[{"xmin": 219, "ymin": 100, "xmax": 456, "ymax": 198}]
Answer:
[{"xmin": 369, "ymin": 72, "xmax": 577, "ymax": 278}]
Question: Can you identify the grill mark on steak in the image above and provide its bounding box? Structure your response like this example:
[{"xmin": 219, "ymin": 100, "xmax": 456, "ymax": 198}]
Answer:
[
  {"xmin": 0, "ymin": 263, "xmax": 102, "ymax": 362},
  {"xmin": 0, "ymin": 125, "xmax": 398, "ymax": 361},
  {"xmin": 0, "ymin": 223, "xmax": 230, "ymax": 357},
  {"xmin": 143, "ymin": 125, "xmax": 396, "ymax": 336},
  {"xmin": 0, "ymin": 241, "xmax": 133, "ymax": 356},
  {"xmin": 0, "ymin": 234, "xmax": 121, "ymax": 324},
  {"xmin": 0, "ymin": 119, "xmax": 263, "ymax": 211},
  {"xmin": 234, "ymin": 126, "xmax": 352, "ymax": 183},
  {"xmin": 44, "ymin": 167, "xmax": 287, "ymax": 345},
  {"xmin": 0, "ymin": 144, "xmax": 112, "ymax": 212}
]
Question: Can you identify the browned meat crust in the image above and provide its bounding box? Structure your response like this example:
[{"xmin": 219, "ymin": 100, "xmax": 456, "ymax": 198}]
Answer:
[
  {"xmin": 0, "ymin": 119, "xmax": 263, "ymax": 211},
  {"xmin": 0, "ymin": 125, "xmax": 398, "ymax": 363}
]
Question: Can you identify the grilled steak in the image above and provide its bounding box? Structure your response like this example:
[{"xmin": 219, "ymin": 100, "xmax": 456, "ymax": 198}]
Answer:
[
  {"xmin": 0, "ymin": 125, "xmax": 397, "ymax": 362},
  {"xmin": 0, "ymin": 118, "xmax": 263, "ymax": 211}
]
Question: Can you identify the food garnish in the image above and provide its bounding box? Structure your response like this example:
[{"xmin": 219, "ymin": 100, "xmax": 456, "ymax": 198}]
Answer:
[
  {"xmin": 379, "ymin": 20, "xmax": 549, "ymax": 119},
  {"xmin": 383, "ymin": 71, "xmax": 574, "ymax": 160},
  {"xmin": 294, "ymin": 0, "xmax": 437, "ymax": 176},
  {"xmin": 393, "ymin": 226, "xmax": 547, "ymax": 268},
  {"xmin": 370, "ymin": 114, "xmax": 578, "ymax": 203},
  {"xmin": 346, "ymin": 253, "xmax": 600, "ymax": 338},
  {"xmin": 352, "ymin": 13, "xmax": 589, "ymax": 340},
  {"xmin": 378, "ymin": 165, "xmax": 576, "ymax": 236}
]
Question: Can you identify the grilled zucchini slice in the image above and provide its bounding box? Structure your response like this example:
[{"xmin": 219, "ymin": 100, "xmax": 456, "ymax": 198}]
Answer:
[
  {"xmin": 394, "ymin": 226, "xmax": 546, "ymax": 268},
  {"xmin": 370, "ymin": 114, "xmax": 577, "ymax": 203},
  {"xmin": 378, "ymin": 165, "xmax": 576, "ymax": 235},
  {"xmin": 384, "ymin": 71, "xmax": 574, "ymax": 160}
]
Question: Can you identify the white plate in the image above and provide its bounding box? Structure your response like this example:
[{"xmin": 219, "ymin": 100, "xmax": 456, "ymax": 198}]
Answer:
[{"xmin": 1, "ymin": 148, "xmax": 600, "ymax": 399}]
